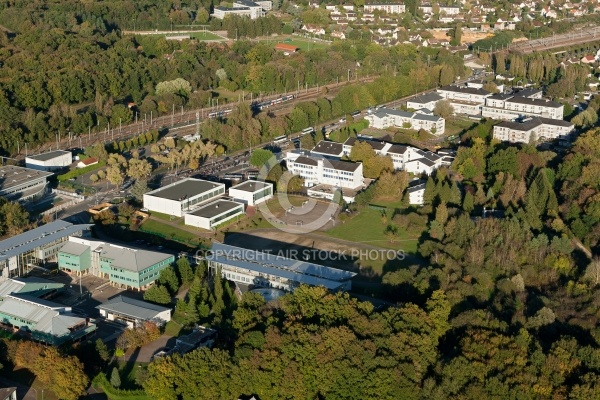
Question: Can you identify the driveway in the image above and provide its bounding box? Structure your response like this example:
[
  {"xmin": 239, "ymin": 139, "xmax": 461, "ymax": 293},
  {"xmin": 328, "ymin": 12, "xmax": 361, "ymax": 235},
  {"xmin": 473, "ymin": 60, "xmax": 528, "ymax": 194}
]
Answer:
[{"xmin": 121, "ymin": 334, "xmax": 177, "ymax": 363}]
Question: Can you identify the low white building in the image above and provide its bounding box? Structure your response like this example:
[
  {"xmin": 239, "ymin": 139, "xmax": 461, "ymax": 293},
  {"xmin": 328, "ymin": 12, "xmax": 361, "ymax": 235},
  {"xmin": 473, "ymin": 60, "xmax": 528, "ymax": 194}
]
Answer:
[
  {"xmin": 212, "ymin": 0, "xmax": 271, "ymax": 19},
  {"xmin": 25, "ymin": 150, "xmax": 72, "ymax": 172},
  {"xmin": 204, "ymin": 243, "xmax": 357, "ymax": 292},
  {"xmin": 212, "ymin": 6, "xmax": 252, "ymax": 19},
  {"xmin": 143, "ymin": 178, "xmax": 225, "ymax": 217},
  {"xmin": 407, "ymin": 93, "xmax": 444, "ymax": 111},
  {"xmin": 286, "ymin": 153, "xmax": 364, "ymax": 189},
  {"xmin": 184, "ymin": 199, "xmax": 245, "ymax": 230},
  {"xmin": 407, "ymin": 182, "xmax": 426, "ymax": 205},
  {"xmin": 437, "ymin": 85, "xmax": 492, "ymax": 116},
  {"xmin": 363, "ymin": 2, "xmax": 405, "ymax": 14},
  {"xmin": 228, "ymin": 181, "xmax": 273, "ymax": 206},
  {"xmin": 493, "ymin": 117, "xmax": 574, "ymax": 143},
  {"xmin": 365, "ymin": 107, "xmax": 445, "ymax": 134},
  {"xmin": 96, "ymin": 296, "xmax": 171, "ymax": 328},
  {"xmin": 439, "ymin": 5, "xmax": 461, "ymax": 15}
]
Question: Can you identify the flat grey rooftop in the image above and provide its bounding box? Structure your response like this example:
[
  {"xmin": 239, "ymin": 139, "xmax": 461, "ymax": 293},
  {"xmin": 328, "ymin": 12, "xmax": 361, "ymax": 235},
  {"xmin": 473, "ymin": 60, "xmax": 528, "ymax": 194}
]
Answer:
[
  {"xmin": 146, "ymin": 178, "xmax": 224, "ymax": 201},
  {"xmin": 0, "ymin": 165, "xmax": 53, "ymax": 191},
  {"xmin": 189, "ymin": 200, "xmax": 243, "ymax": 219},
  {"xmin": 311, "ymin": 141, "xmax": 344, "ymax": 155},
  {"xmin": 97, "ymin": 295, "xmax": 170, "ymax": 320},
  {"xmin": 230, "ymin": 180, "xmax": 272, "ymax": 193},
  {"xmin": 26, "ymin": 150, "xmax": 71, "ymax": 162}
]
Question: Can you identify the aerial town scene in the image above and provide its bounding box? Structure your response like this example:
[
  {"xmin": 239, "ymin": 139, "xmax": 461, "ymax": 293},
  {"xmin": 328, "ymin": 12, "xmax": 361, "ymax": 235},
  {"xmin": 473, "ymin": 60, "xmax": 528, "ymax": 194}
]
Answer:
[{"xmin": 0, "ymin": 0, "xmax": 600, "ymax": 399}]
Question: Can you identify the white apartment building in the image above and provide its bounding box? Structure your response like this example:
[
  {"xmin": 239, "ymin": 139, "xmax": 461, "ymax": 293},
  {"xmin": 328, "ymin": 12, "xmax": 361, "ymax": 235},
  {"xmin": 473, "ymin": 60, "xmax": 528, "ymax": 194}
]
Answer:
[
  {"xmin": 365, "ymin": 107, "xmax": 445, "ymax": 134},
  {"xmin": 439, "ymin": 5, "xmax": 461, "ymax": 15},
  {"xmin": 482, "ymin": 95, "xmax": 564, "ymax": 120},
  {"xmin": 493, "ymin": 117, "xmax": 574, "ymax": 143},
  {"xmin": 437, "ymin": 85, "xmax": 492, "ymax": 116},
  {"xmin": 407, "ymin": 93, "xmax": 444, "ymax": 111},
  {"xmin": 286, "ymin": 153, "xmax": 364, "ymax": 189},
  {"xmin": 407, "ymin": 182, "xmax": 426, "ymax": 205},
  {"xmin": 363, "ymin": 2, "xmax": 406, "ymax": 14},
  {"xmin": 211, "ymin": 0, "xmax": 271, "ymax": 19}
]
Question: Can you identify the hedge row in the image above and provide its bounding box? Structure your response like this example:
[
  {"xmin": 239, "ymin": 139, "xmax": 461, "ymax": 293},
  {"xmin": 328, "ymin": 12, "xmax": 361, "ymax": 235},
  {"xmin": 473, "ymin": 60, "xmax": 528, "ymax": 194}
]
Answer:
[
  {"xmin": 57, "ymin": 160, "xmax": 106, "ymax": 182},
  {"xmin": 92, "ymin": 373, "xmax": 152, "ymax": 400}
]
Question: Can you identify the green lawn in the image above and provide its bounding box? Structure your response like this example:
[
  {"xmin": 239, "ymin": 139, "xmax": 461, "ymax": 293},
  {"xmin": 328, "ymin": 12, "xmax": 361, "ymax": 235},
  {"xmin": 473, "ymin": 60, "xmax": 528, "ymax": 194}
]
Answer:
[
  {"xmin": 325, "ymin": 207, "xmax": 419, "ymax": 254},
  {"xmin": 189, "ymin": 31, "xmax": 225, "ymax": 41},
  {"xmin": 149, "ymin": 210, "xmax": 179, "ymax": 221},
  {"xmin": 276, "ymin": 39, "xmax": 330, "ymax": 52},
  {"xmin": 444, "ymin": 118, "xmax": 477, "ymax": 137},
  {"xmin": 140, "ymin": 219, "xmax": 201, "ymax": 244},
  {"xmin": 164, "ymin": 320, "xmax": 183, "ymax": 337}
]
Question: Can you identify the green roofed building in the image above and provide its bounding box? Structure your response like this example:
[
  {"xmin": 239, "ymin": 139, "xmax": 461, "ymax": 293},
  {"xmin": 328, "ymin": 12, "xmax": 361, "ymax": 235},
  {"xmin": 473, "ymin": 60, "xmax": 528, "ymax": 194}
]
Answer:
[{"xmin": 58, "ymin": 237, "xmax": 175, "ymax": 290}]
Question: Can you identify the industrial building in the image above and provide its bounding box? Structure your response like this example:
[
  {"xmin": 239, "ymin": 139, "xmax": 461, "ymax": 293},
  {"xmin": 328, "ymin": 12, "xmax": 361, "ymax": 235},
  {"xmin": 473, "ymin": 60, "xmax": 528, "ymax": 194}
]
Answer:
[
  {"xmin": 25, "ymin": 150, "xmax": 72, "ymax": 171},
  {"xmin": 228, "ymin": 181, "xmax": 273, "ymax": 206},
  {"xmin": 204, "ymin": 243, "xmax": 356, "ymax": 292},
  {"xmin": 57, "ymin": 237, "xmax": 175, "ymax": 290},
  {"xmin": 0, "ymin": 294, "xmax": 96, "ymax": 345},
  {"xmin": 0, "ymin": 165, "xmax": 53, "ymax": 202},
  {"xmin": 96, "ymin": 296, "xmax": 171, "ymax": 328},
  {"xmin": 143, "ymin": 178, "xmax": 225, "ymax": 217},
  {"xmin": 0, "ymin": 220, "xmax": 92, "ymax": 279},
  {"xmin": 184, "ymin": 199, "xmax": 245, "ymax": 230}
]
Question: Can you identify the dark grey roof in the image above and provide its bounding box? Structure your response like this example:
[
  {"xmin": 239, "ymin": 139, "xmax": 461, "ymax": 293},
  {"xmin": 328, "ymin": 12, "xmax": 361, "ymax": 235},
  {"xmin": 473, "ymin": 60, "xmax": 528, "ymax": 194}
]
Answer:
[
  {"xmin": 412, "ymin": 113, "xmax": 441, "ymax": 122},
  {"xmin": 189, "ymin": 200, "xmax": 243, "ymax": 219},
  {"xmin": 416, "ymin": 157, "xmax": 436, "ymax": 167},
  {"xmin": 407, "ymin": 183, "xmax": 426, "ymax": 193},
  {"xmin": 327, "ymin": 159, "xmax": 361, "ymax": 172},
  {"xmin": 439, "ymin": 85, "xmax": 490, "ymax": 96},
  {"xmin": 506, "ymin": 96, "xmax": 562, "ymax": 108},
  {"xmin": 497, "ymin": 117, "xmax": 573, "ymax": 131},
  {"xmin": 344, "ymin": 137, "xmax": 358, "ymax": 146},
  {"xmin": 537, "ymin": 117, "xmax": 573, "ymax": 127},
  {"xmin": 215, "ymin": 6, "xmax": 250, "ymax": 10},
  {"xmin": 26, "ymin": 150, "xmax": 71, "ymax": 162},
  {"xmin": 234, "ymin": 0, "xmax": 260, "ymax": 6},
  {"xmin": 387, "ymin": 144, "xmax": 408, "ymax": 154},
  {"xmin": 384, "ymin": 108, "xmax": 414, "ymax": 118},
  {"xmin": 0, "ymin": 221, "xmax": 92, "ymax": 263},
  {"xmin": 409, "ymin": 92, "xmax": 443, "ymax": 104},
  {"xmin": 488, "ymin": 93, "xmax": 513, "ymax": 100},
  {"xmin": 293, "ymin": 156, "xmax": 319, "ymax": 166},
  {"xmin": 513, "ymin": 88, "xmax": 543, "ymax": 98},
  {"xmin": 311, "ymin": 141, "xmax": 344, "ymax": 156},
  {"xmin": 230, "ymin": 181, "xmax": 272, "ymax": 193},
  {"xmin": 96, "ymin": 296, "xmax": 170, "ymax": 320},
  {"xmin": 146, "ymin": 178, "xmax": 224, "ymax": 201}
]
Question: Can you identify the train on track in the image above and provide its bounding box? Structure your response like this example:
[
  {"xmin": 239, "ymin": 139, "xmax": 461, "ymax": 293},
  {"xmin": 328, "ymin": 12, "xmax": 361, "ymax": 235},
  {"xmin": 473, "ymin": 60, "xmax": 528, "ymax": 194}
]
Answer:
[{"xmin": 207, "ymin": 94, "xmax": 296, "ymax": 119}]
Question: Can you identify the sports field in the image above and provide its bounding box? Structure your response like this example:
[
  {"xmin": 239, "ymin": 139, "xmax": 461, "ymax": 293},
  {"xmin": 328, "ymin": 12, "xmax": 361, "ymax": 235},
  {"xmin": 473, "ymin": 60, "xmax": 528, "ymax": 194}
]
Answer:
[{"xmin": 275, "ymin": 38, "xmax": 330, "ymax": 52}]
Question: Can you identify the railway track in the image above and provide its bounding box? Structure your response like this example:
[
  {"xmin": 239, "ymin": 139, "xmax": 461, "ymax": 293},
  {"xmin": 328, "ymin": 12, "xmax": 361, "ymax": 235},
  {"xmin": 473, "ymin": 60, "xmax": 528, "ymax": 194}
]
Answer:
[{"xmin": 508, "ymin": 26, "xmax": 600, "ymax": 54}]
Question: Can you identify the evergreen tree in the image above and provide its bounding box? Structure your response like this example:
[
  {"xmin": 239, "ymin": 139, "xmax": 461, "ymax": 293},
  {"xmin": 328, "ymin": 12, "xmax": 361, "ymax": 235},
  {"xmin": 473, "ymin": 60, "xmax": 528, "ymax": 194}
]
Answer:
[
  {"xmin": 176, "ymin": 257, "xmax": 194, "ymax": 286},
  {"xmin": 449, "ymin": 181, "xmax": 462, "ymax": 206},
  {"xmin": 110, "ymin": 367, "xmax": 121, "ymax": 388},
  {"xmin": 158, "ymin": 266, "xmax": 180, "ymax": 295},
  {"xmin": 95, "ymin": 339, "xmax": 110, "ymax": 363},
  {"xmin": 463, "ymin": 191, "xmax": 475, "ymax": 213},
  {"xmin": 424, "ymin": 177, "xmax": 436, "ymax": 205}
]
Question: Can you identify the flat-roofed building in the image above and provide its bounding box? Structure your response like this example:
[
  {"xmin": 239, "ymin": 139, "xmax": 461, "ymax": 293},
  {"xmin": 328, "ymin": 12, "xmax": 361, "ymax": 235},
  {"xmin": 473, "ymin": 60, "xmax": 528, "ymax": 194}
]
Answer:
[
  {"xmin": 0, "ymin": 294, "xmax": 95, "ymax": 345},
  {"xmin": 204, "ymin": 243, "xmax": 356, "ymax": 292},
  {"xmin": 228, "ymin": 181, "xmax": 273, "ymax": 206},
  {"xmin": 0, "ymin": 165, "xmax": 53, "ymax": 202},
  {"xmin": 25, "ymin": 150, "xmax": 72, "ymax": 172},
  {"xmin": 0, "ymin": 220, "xmax": 92, "ymax": 279},
  {"xmin": 184, "ymin": 199, "xmax": 245, "ymax": 230},
  {"xmin": 493, "ymin": 117, "xmax": 574, "ymax": 143},
  {"xmin": 212, "ymin": 6, "xmax": 252, "ymax": 19},
  {"xmin": 143, "ymin": 178, "xmax": 225, "ymax": 217},
  {"xmin": 97, "ymin": 295, "xmax": 171, "ymax": 328},
  {"xmin": 363, "ymin": 2, "xmax": 406, "ymax": 14},
  {"xmin": 58, "ymin": 237, "xmax": 175, "ymax": 290}
]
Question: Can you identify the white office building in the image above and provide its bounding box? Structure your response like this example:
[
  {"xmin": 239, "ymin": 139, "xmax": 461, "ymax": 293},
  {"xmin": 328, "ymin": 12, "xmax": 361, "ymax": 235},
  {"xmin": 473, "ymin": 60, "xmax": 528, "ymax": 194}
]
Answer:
[
  {"xmin": 363, "ymin": 2, "xmax": 406, "ymax": 14},
  {"xmin": 286, "ymin": 153, "xmax": 364, "ymax": 189},
  {"xmin": 143, "ymin": 178, "xmax": 225, "ymax": 217},
  {"xmin": 228, "ymin": 181, "xmax": 273, "ymax": 206},
  {"xmin": 25, "ymin": 150, "xmax": 72, "ymax": 172},
  {"xmin": 493, "ymin": 117, "xmax": 574, "ymax": 143},
  {"xmin": 184, "ymin": 200, "xmax": 245, "ymax": 230},
  {"xmin": 204, "ymin": 243, "xmax": 357, "ymax": 292},
  {"xmin": 212, "ymin": 0, "xmax": 271, "ymax": 19},
  {"xmin": 365, "ymin": 107, "xmax": 445, "ymax": 134}
]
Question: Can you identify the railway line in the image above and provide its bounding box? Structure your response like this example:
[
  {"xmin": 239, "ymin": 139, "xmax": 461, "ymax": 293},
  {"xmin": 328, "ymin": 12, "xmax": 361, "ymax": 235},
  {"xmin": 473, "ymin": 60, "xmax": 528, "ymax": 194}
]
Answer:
[{"xmin": 508, "ymin": 26, "xmax": 600, "ymax": 54}]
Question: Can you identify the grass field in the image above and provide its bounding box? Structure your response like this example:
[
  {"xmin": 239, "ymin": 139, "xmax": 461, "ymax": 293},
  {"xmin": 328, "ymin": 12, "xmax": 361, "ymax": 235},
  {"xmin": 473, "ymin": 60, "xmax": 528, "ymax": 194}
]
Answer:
[
  {"xmin": 189, "ymin": 31, "xmax": 225, "ymax": 41},
  {"xmin": 140, "ymin": 219, "xmax": 201, "ymax": 244},
  {"xmin": 276, "ymin": 38, "xmax": 330, "ymax": 52},
  {"xmin": 325, "ymin": 207, "xmax": 420, "ymax": 254}
]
